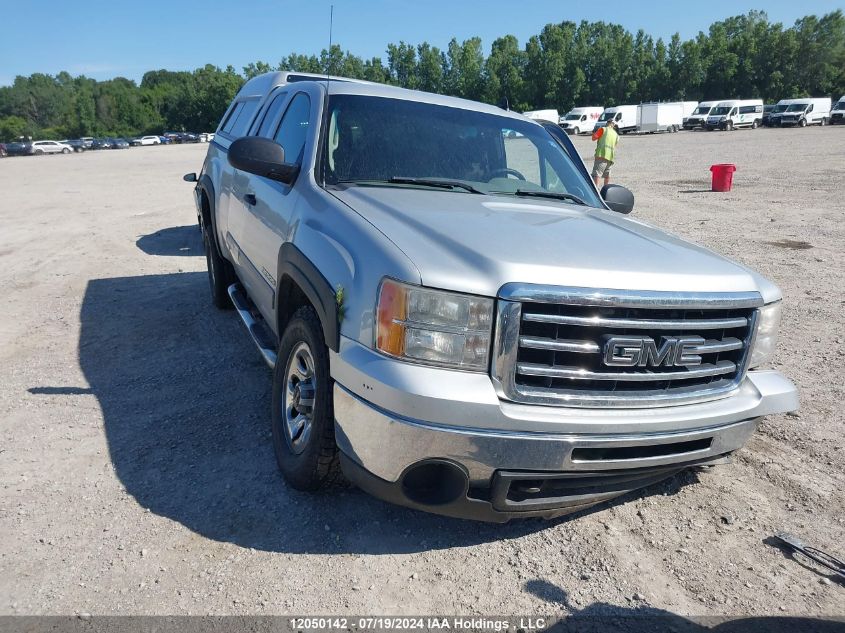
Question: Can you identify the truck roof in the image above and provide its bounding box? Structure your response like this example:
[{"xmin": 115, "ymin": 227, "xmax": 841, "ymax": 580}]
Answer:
[{"xmin": 238, "ymin": 71, "xmax": 535, "ymax": 124}]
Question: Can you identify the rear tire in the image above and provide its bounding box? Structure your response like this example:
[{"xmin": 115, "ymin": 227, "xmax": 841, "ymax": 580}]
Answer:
[
  {"xmin": 271, "ymin": 306, "xmax": 342, "ymax": 491},
  {"xmin": 62, "ymin": 148, "xmax": 70, "ymax": 154},
  {"xmin": 34, "ymin": 149, "xmax": 44, "ymax": 155},
  {"xmin": 202, "ymin": 218, "xmax": 234, "ymax": 309},
  {"xmin": 725, "ymin": 121, "xmax": 733, "ymax": 131},
  {"xmin": 821, "ymin": 117, "xmax": 828, "ymax": 126}
]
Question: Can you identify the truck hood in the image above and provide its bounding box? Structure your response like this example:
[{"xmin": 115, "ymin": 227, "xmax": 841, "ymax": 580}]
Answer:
[{"xmin": 330, "ymin": 186, "xmax": 779, "ymax": 301}]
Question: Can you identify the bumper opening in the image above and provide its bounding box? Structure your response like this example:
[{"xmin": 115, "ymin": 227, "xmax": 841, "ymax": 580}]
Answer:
[
  {"xmin": 571, "ymin": 437, "xmax": 712, "ymax": 463},
  {"xmin": 401, "ymin": 460, "xmax": 468, "ymax": 506}
]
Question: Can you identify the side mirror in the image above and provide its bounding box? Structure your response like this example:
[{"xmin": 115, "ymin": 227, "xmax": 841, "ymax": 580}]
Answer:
[
  {"xmin": 228, "ymin": 136, "xmax": 299, "ymax": 185},
  {"xmin": 183, "ymin": 172, "xmax": 197, "ymax": 182},
  {"xmin": 601, "ymin": 184, "xmax": 634, "ymax": 214}
]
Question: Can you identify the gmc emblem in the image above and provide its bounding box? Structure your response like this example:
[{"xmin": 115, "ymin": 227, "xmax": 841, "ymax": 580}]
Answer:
[{"xmin": 603, "ymin": 335, "xmax": 705, "ymax": 367}]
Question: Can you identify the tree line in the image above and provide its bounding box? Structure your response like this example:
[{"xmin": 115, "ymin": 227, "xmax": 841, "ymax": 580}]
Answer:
[{"xmin": 1, "ymin": 10, "xmax": 843, "ymax": 142}]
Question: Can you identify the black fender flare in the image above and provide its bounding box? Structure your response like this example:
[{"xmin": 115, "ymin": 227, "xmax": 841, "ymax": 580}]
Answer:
[
  {"xmin": 276, "ymin": 243, "xmax": 339, "ymax": 352},
  {"xmin": 197, "ymin": 175, "xmax": 221, "ymax": 246}
]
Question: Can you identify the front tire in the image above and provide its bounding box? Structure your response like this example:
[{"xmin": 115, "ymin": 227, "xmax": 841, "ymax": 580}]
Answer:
[
  {"xmin": 752, "ymin": 120, "xmax": 759, "ymax": 129},
  {"xmin": 725, "ymin": 121, "xmax": 734, "ymax": 131},
  {"xmin": 271, "ymin": 306, "xmax": 342, "ymax": 491},
  {"xmin": 799, "ymin": 118, "xmax": 807, "ymax": 127}
]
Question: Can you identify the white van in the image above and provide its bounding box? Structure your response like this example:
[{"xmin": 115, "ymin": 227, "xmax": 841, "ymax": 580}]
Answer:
[
  {"xmin": 522, "ymin": 109, "xmax": 560, "ymax": 124},
  {"xmin": 778, "ymin": 97, "xmax": 832, "ymax": 127},
  {"xmin": 831, "ymin": 96, "xmax": 845, "ymax": 125},
  {"xmin": 705, "ymin": 99, "xmax": 763, "ymax": 130},
  {"xmin": 638, "ymin": 101, "xmax": 699, "ymax": 133},
  {"xmin": 593, "ymin": 105, "xmax": 639, "ymax": 134},
  {"xmin": 558, "ymin": 106, "xmax": 603, "ymax": 134},
  {"xmin": 683, "ymin": 101, "xmax": 719, "ymax": 129}
]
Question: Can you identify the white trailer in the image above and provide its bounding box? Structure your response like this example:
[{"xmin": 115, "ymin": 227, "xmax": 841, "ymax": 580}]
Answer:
[
  {"xmin": 637, "ymin": 101, "xmax": 699, "ymax": 133},
  {"xmin": 558, "ymin": 106, "xmax": 603, "ymax": 135},
  {"xmin": 778, "ymin": 97, "xmax": 832, "ymax": 127},
  {"xmin": 593, "ymin": 105, "xmax": 639, "ymax": 134}
]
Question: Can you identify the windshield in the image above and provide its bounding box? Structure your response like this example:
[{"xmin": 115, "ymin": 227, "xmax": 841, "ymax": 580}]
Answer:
[
  {"xmin": 835, "ymin": 101, "xmax": 845, "ymax": 111},
  {"xmin": 711, "ymin": 106, "xmax": 732, "ymax": 115},
  {"xmin": 692, "ymin": 106, "xmax": 711, "ymax": 115},
  {"xmin": 773, "ymin": 104, "xmax": 790, "ymax": 113},
  {"xmin": 786, "ymin": 103, "xmax": 807, "ymax": 112},
  {"xmin": 322, "ymin": 94, "xmax": 603, "ymax": 208},
  {"xmin": 598, "ymin": 111, "xmax": 616, "ymax": 122}
]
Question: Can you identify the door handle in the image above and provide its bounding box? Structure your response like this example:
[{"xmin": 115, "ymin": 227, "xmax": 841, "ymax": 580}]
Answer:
[{"xmin": 244, "ymin": 193, "xmax": 257, "ymax": 206}]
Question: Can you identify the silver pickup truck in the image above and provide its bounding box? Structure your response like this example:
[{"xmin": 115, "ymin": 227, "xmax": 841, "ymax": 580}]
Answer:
[{"xmin": 187, "ymin": 71, "xmax": 798, "ymax": 522}]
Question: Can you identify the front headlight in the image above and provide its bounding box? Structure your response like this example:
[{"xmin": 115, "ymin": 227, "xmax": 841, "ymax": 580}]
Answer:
[
  {"xmin": 375, "ymin": 279, "xmax": 493, "ymax": 371},
  {"xmin": 748, "ymin": 302, "xmax": 782, "ymax": 368}
]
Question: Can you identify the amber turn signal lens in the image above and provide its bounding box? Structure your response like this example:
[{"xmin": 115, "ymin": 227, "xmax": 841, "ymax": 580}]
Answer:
[{"xmin": 376, "ymin": 279, "xmax": 407, "ymax": 356}]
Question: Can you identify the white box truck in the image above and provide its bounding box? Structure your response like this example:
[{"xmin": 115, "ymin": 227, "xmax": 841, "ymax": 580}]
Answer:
[
  {"xmin": 831, "ymin": 96, "xmax": 845, "ymax": 125},
  {"xmin": 558, "ymin": 106, "xmax": 603, "ymax": 135},
  {"xmin": 522, "ymin": 109, "xmax": 560, "ymax": 124},
  {"xmin": 705, "ymin": 99, "xmax": 763, "ymax": 130},
  {"xmin": 778, "ymin": 97, "xmax": 832, "ymax": 127},
  {"xmin": 637, "ymin": 101, "xmax": 699, "ymax": 133},
  {"xmin": 593, "ymin": 105, "xmax": 639, "ymax": 134},
  {"xmin": 683, "ymin": 101, "xmax": 719, "ymax": 129}
]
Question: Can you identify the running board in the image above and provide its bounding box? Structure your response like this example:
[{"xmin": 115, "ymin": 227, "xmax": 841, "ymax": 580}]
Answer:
[{"xmin": 227, "ymin": 284, "xmax": 277, "ymax": 369}]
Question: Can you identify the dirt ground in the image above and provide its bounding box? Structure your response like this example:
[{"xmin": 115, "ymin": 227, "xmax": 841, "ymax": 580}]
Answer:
[{"xmin": 0, "ymin": 127, "xmax": 843, "ymax": 622}]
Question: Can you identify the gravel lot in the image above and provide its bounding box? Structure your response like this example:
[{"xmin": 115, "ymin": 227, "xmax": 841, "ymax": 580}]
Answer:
[{"xmin": 1, "ymin": 128, "xmax": 843, "ymax": 622}]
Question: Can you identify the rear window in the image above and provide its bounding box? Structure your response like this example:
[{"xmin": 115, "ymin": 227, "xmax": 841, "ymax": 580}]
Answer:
[{"xmin": 220, "ymin": 99, "xmax": 260, "ymax": 137}]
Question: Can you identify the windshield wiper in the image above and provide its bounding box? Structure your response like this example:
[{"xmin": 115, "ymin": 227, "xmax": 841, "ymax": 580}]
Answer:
[
  {"xmin": 510, "ymin": 189, "xmax": 588, "ymax": 206},
  {"xmin": 387, "ymin": 177, "xmax": 485, "ymax": 194},
  {"xmin": 334, "ymin": 177, "xmax": 485, "ymax": 194}
]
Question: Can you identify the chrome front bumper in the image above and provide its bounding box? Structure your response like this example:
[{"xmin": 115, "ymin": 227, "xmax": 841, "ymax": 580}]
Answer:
[{"xmin": 331, "ymin": 337, "xmax": 799, "ymax": 521}]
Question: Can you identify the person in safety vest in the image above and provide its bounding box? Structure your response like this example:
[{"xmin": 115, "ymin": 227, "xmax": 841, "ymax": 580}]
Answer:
[{"xmin": 591, "ymin": 118, "xmax": 619, "ymax": 188}]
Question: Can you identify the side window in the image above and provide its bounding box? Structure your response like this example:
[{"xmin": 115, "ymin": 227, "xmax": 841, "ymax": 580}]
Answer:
[
  {"xmin": 256, "ymin": 91, "xmax": 289, "ymax": 137},
  {"xmin": 615, "ymin": 112, "xmax": 622, "ymax": 121},
  {"xmin": 807, "ymin": 104, "xmax": 813, "ymax": 113},
  {"xmin": 228, "ymin": 99, "xmax": 260, "ymax": 138},
  {"xmin": 221, "ymin": 102, "xmax": 244, "ymax": 134},
  {"xmin": 273, "ymin": 93, "xmax": 311, "ymax": 165}
]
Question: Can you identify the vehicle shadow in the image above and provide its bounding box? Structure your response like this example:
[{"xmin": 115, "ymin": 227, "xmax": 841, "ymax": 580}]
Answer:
[
  {"xmin": 526, "ymin": 582, "xmax": 843, "ymax": 632},
  {"xmin": 71, "ymin": 271, "xmax": 699, "ymax": 555},
  {"xmin": 135, "ymin": 225, "xmax": 202, "ymax": 257}
]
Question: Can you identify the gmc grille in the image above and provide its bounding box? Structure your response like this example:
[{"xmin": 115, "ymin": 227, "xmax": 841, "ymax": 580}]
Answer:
[{"xmin": 493, "ymin": 287, "xmax": 761, "ymax": 408}]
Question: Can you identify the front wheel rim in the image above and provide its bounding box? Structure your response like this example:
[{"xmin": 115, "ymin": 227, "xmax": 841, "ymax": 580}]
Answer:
[{"xmin": 283, "ymin": 342, "xmax": 317, "ymax": 454}]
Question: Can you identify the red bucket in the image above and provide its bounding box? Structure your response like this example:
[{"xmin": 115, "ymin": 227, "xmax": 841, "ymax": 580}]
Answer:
[{"xmin": 710, "ymin": 164, "xmax": 736, "ymax": 192}]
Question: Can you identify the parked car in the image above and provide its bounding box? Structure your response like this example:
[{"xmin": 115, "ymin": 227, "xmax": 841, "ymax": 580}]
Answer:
[
  {"xmin": 137, "ymin": 135, "xmax": 161, "ymax": 146},
  {"xmin": 80, "ymin": 137, "xmax": 95, "ymax": 148},
  {"xmin": 61, "ymin": 139, "xmax": 87, "ymax": 153},
  {"xmin": 558, "ymin": 107, "xmax": 603, "ymax": 135},
  {"xmin": 831, "ymin": 95, "xmax": 845, "ymax": 124},
  {"xmin": 159, "ymin": 135, "xmax": 172, "ymax": 144},
  {"xmin": 778, "ymin": 97, "xmax": 832, "ymax": 127},
  {"xmin": 0, "ymin": 143, "xmax": 6, "ymax": 158},
  {"xmin": 705, "ymin": 99, "xmax": 764, "ymax": 130},
  {"xmin": 199, "ymin": 132, "xmax": 215, "ymax": 142},
  {"xmin": 32, "ymin": 140, "xmax": 73, "ymax": 155},
  {"xmin": 5, "ymin": 141, "xmax": 33, "ymax": 156},
  {"xmin": 109, "ymin": 138, "xmax": 130, "ymax": 149},
  {"xmin": 163, "ymin": 132, "xmax": 185, "ymax": 143},
  {"xmin": 186, "ymin": 71, "xmax": 797, "ymax": 522},
  {"xmin": 91, "ymin": 138, "xmax": 113, "ymax": 150}
]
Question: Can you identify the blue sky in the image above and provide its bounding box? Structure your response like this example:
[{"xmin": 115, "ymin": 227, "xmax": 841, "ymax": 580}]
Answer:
[{"xmin": 1, "ymin": 0, "xmax": 842, "ymax": 86}]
